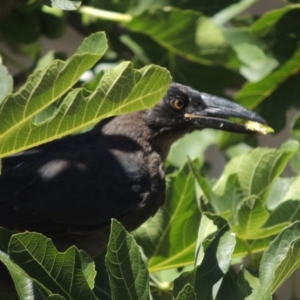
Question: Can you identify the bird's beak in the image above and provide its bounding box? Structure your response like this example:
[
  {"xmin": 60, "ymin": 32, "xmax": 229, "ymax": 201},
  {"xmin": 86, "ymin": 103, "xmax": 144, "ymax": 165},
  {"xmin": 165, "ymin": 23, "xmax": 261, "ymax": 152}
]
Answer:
[{"xmin": 185, "ymin": 90, "xmax": 273, "ymax": 135}]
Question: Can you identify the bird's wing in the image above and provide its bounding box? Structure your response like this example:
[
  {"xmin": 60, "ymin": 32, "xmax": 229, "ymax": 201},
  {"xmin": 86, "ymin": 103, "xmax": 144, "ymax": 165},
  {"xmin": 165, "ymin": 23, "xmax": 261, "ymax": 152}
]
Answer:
[{"xmin": 0, "ymin": 133, "xmax": 150, "ymax": 231}]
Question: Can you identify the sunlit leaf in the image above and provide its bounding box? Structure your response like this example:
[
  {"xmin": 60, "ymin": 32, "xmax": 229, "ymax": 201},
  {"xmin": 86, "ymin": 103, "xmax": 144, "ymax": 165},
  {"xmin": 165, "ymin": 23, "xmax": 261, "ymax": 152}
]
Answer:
[
  {"xmin": 233, "ymin": 236, "xmax": 273, "ymax": 258},
  {"xmin": 0, "ymin": 32, "xmax": 107, "ymax": 156},
  {"xmin": 168, "ymin": 130, "xmax": 220, "ymax": 168},
  {"xmin": 134, "ymin": 162, "xmax": 201, "ymax": 272},
  {"xmin": 264, "ymin": 176, "xmax": 300, "ymax": 227},
  {"xmin": 213, "ymin": 141, "xmax": 298, "ymax": 204},
  {"xmin": 232, "ymin": 197, "xmax": 288, "ymax": 239},
  {"xmin": 236, "ymin": 267, "xmax": 260, "ymax": 300},
  {"xmin": 258, "ymin": 222, "xmax": 300, "ymax": 298},
  {"xmin": 0, "ymin": 33, "xmax": 171, "ymax": 158},
  {"xmin": 173, "ymin": 217, "xmax": 235, "ymax": 299}
]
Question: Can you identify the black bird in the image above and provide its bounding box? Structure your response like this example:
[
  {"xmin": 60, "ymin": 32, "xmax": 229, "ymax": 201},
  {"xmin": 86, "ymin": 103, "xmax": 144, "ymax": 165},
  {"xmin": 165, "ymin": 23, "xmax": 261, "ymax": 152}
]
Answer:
[{"xmin": 0, "ymin": 83, "xmax": 267, "ymax": 258}]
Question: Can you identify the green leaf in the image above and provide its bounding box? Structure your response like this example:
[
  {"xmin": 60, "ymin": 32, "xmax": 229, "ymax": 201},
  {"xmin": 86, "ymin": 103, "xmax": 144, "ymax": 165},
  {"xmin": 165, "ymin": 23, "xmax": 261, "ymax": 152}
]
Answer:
[
  {"xmin": 232, "ymin": 197, "xmax": 287, "ymax": 239},
  {"xmin": 265, "ymin": 200, "xmax": 300, "ymax": 228},
  {"xmin": 217, "ymin": 130, "xmax": 256, "ymax": 151},
  {"xmin": 210, "ymin": 142, "xmax": 297, "ymax": 239},
  {"xmin": 290, "ymin": 113, "xmax": 300, "ymax": 173},
  {"xmin": 126, "ymin": 8, "xmax": 233, "ymax": 65},
  {"xmin": 264, "ymin": 175, "xmax": 300, "ymax": 228},
  {"xmin": 168, "ymin": 130, "xmax": 220, "ymax": 168},
  {"xmin": 0, "ymin": 32, "xmax": 108, "ymax": 156},
  {"xmin": 34, "ymin": 50, "xmax": 66, "ymax": 72},
  {"xmin": 291, "ymin": 112, "xmax": 300, "ymax": 137},
  {"xmin": 0, "ymin": 64, "xmax": 13, "ymax": 103},
  {"xmin": 0, "ymin": 228, "xmax": 40, "ymax": 300},
  {"xmin": 171, "ymin": 57, "xmax": 239, "ymax": 96},
  {"xmin": 213, "ymin": 141, "xmax": 298, "ymax": 204},
  {"xmin": 43, "ymin": 0, "xmax": 81, "ymax": 10},
  {"xmin": 236, "ymin": 267, "xmax": 260, "ymax": 300},
  {"xmin": 194, "ymin": 214, "xmax": 220, "ymax": 266},
  {"xmin": 189, "ymin": 159, "xmax": 212, "ymax": 206},
  {"xmin": 173, "ymin": 219, "xmax": 235, "ymax": 299},
  {"xmin": 93, "ymin": 253, "xmax": 111, "ymax": 300},
  {"xmin": 266, "ymin": 177, "xmax": 300, "ymax": 210},
  {"xmin": 175, "ymin": 284, "xmax": 196, "ymax": 300},
  {"xmin": 0, "ymin": 248, "xmax": 34, "ymax": 299},
  {"xmin": 258, "ymin": 222, "xmax": 300, "ymax": 298},
  {"xmin": 0, "ymin": 35, "xmax": 171, "ymax": 158},
  {"xmin": 232, "ymin": 236, "xmax": 273, "ymax": 259},
  {"xmin": 222, "ymin": 28, "xmax": 278, "ymax": 81},
  {"xmin": 134, "ymin": 162, "xmax": 201, "ymax": 272},
  {"xmin": 79, "ymin": 251, "xmax": 97, "ymax": 289},
  {"xmin": 233, "ymin": 197, "xmax": 268, "ymax": 239},
  {"xmin": 250, "ymin": 4, "xmax": 300, "ymax": 37},
  {"xmin": 257, "ymin": 72, "xmax": 300, "ymax": 132},
  {"xmin": 182, "ymin": 0, "xmax": 253, "ymax": 16},
  {"xmin": 8, "ymin": 232, "xmax": 97, "ymax": 299},
  {"xmin": 235, "ymin": 46, "xmax": 300, "ymax": 109},
  {"xmin": 212, "ymin": 0, "xmax": 258, "ymax": 26},
  {"xmin": 214, "ymin": 268, "xmax": 258, "ymax": 300},
  {"xmin": 210, "ymin": 174, "xmax": 243, "ymax": 225},
  {"xmin": 105, "ymin": 219, "xmax": 150, "ymax": 300}
]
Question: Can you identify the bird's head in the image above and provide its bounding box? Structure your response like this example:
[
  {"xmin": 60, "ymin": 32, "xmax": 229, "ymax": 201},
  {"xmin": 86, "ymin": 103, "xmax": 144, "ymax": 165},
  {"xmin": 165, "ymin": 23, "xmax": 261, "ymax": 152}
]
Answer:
[{"xmin": 146, "ymin": 82, "xmax": 272, "ymax": 136}]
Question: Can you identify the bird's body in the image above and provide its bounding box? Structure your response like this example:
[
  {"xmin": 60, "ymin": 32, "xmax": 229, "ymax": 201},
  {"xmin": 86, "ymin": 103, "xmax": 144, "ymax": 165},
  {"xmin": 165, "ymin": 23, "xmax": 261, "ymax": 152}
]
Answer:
[
  {"xmin": 0, "ymin": 83, "xmax": 268, "ymax": 257},
  {"xmin": 0, "ymin": 112, "xmax": 170, "ymax": 257}
]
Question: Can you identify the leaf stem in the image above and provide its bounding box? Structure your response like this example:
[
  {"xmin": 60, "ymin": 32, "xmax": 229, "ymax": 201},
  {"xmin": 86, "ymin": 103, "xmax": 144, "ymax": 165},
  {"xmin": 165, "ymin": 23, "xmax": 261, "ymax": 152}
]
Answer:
[
  {"xmin": 78, "ymin": 6, "xmax": 132, "ymax": 22},
  {"xmin": 149, "ymin": 273, "xmax": 171, "ymax": 290},
  {"xmin": 241, "ymin": 239, "xmax": 255, "ymax": 267}
]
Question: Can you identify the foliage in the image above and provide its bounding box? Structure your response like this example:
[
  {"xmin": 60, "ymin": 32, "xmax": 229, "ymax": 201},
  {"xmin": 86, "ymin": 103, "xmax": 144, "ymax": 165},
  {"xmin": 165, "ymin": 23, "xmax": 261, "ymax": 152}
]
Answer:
[{"xmin": 1, "ymin": 0, "xmax": 300, "ymax": 299}]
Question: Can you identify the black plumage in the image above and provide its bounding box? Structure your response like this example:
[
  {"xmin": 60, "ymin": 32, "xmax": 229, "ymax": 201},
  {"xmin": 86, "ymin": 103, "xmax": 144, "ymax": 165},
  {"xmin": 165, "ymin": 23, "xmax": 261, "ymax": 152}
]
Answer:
[{"xmin": 0, "ymin": 83, "xmax": 267, "ymax": 258}]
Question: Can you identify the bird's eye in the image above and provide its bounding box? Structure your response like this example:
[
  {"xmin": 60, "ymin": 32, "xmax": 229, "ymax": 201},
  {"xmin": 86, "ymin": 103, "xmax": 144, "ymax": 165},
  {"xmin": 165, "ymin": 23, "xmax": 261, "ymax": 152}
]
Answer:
[{"xmin": 172, "ymin": 99, "xmax": 185, "ymax": 110}]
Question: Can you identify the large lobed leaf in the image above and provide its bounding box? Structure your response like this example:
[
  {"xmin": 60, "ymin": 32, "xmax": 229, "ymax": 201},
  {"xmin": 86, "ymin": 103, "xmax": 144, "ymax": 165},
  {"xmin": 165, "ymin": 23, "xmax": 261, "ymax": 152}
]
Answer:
[
  {"xmin": 0, "ymin": 32, "xmax": 107, "ymax": 156},
  {"xmin": 0, "ymin": 32, "xmax": 171, "ymax": 158},
  {"xmin": 193, "ymin": 141, "xmax": 298, "ymax": 242},
  {"xmin": 134, "ymin": 162, "xmax": 201, "ymax": 272},
  {"xmin": 125, "ymin": 7, "xmax": 233, "ymax": 66},
  {"xmin": 0, "ymin": 229, "xmax": 97, "ymax": 299},
  {"xmin": 213, "ymin": 141, "xmax": 297, "ymax": 204}
]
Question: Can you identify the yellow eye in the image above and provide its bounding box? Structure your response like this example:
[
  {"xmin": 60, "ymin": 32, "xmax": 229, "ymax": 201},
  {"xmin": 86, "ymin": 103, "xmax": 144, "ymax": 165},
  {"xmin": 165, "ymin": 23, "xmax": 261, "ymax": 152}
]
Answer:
[{"xmin": 173, "ymin": 99, "xmax": 185, "ymax": 110}]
